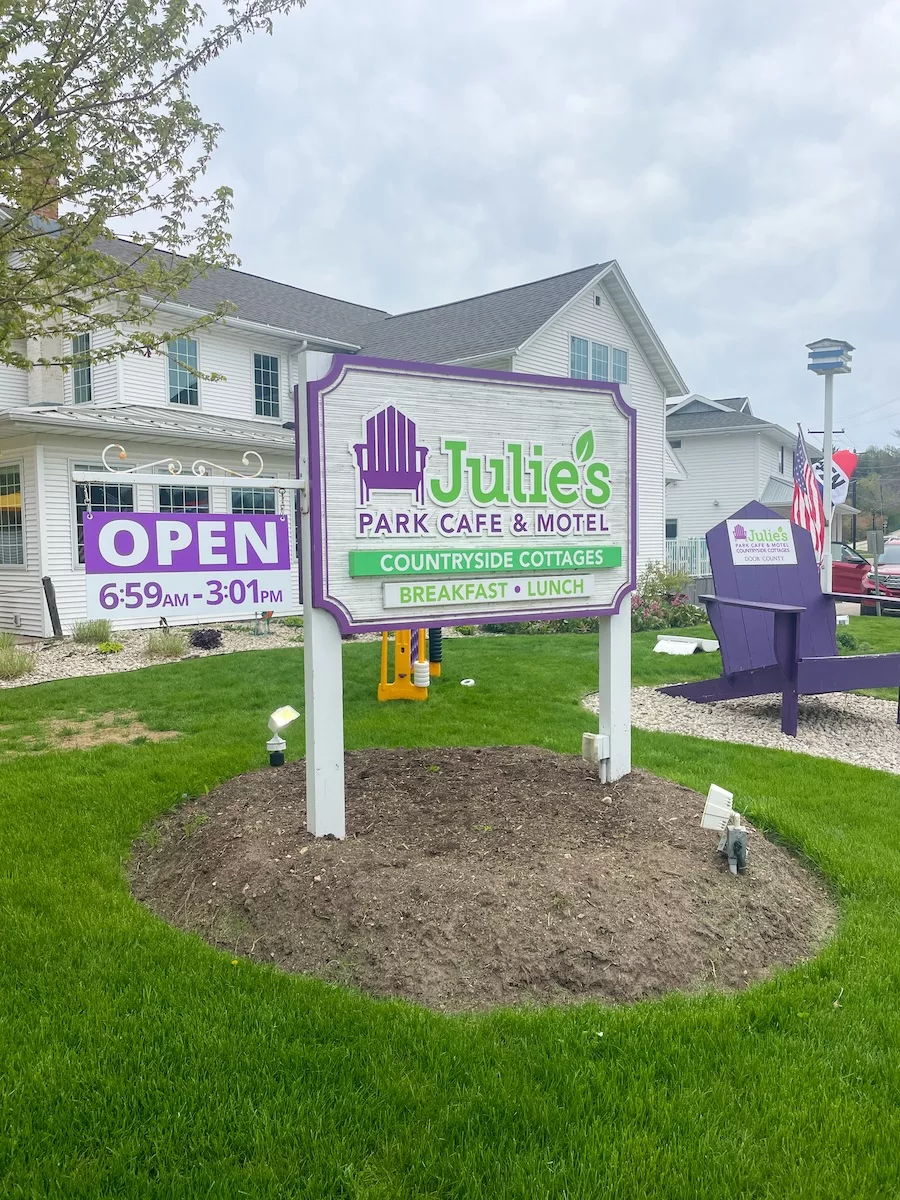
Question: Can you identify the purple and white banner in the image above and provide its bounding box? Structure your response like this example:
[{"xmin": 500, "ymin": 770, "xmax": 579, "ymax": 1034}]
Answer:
[{"xmin": 83, "ymin": 512, "xmax": 293, "ymax": 618}]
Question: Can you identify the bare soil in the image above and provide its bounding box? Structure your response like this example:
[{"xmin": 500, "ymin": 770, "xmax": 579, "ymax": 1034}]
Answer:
[
  {"xmin": 130, "ymin": 748, "xmax": 836, "ymax": 1012},
  {"xmin": 2, "ymin": 712, "xmax": 180, "ymax": 754}
]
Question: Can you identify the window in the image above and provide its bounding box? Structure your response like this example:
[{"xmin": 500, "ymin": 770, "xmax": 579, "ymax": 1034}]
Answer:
[
  {"xmin": 570, "ymin": 335, "xmax": 589, "ymax": 379},
  {"xmin": 159, "ymin": 486, "xmax": 209, "ymax": 514},
  {"xmin": 231, "ymin": 488, "xmax": 275, "ymax": 515},
  {"xmin": 668, "ymin": 439, "xmax": 682, "ymax": 449},
  {"xmin": 611, "ymin": 348, "xmax": 628, "ymax": 384},
  {"xmin": 167, "ymin": 337, "xmax": 199, "ymax": 406},
  {"xmin": 779, "ymin": 445, "xmax": 785, "ymax": 475},
  {"xmin": 570, "ymin": 335, "xmax": 612, "ymax": 381},
  {"xmin": 593, "ymin": 293, "xmax": 602, "ymax": 308},
  {"xmin": 591, "ymin": 342, "xmax": 609, "ymax": 381},
  {"xmin": 0, "ymin": 464, "xmax": 24, "ymax": 565},
  {"xmin": 73, "ymin": 469, "xmax": 133, "ymax": 564},
  {"xmin": 665, "ymin": 519, "xmax": 678, "ymax": 539},
  {"xmin": 72, "ymin": 334, "xmax": 92, "ymax": 404},
  {"xmin": 254, "ymin": 352, "xmax": 280, "ymax": 418}
]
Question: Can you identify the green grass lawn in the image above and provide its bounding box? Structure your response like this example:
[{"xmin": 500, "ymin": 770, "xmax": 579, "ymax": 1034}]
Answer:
[{"xmin": 2, "ymin": 622, "xmax": 900, "ymax": 1197}]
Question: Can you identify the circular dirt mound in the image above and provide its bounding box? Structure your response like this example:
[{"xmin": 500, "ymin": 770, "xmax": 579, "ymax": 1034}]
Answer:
[{"xmin": 130, "ymin": 748, "xmax": 836, "ymax": 1011}]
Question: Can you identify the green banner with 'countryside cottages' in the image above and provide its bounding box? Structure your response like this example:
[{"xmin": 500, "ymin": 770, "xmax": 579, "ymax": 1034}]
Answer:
[{"xmin": 348, "ymin": 543, "xmax": 623, "ymax": 578}]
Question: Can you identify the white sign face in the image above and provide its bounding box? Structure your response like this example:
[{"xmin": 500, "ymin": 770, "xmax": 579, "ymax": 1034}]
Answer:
[
  {"xmin": 726, "ymin": 518, "xmax": 798, "ymax": 567},
  {"xmin": 306, "ymin": 356, "xmax": 636, "ymax": 631}
]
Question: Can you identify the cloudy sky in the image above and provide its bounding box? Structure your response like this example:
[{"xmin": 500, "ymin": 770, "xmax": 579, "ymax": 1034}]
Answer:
[{"xmin": 192, "ymin": 0, "xmax": 900, "ymax": 449}]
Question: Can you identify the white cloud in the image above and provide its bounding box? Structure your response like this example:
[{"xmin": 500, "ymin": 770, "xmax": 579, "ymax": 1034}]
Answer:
[{"xmin": 189, "ymin": 0, "xmax": 900, "ymax": 442}]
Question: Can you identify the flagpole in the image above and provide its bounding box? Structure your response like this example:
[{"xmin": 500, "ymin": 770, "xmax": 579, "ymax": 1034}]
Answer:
[{"xmin": 821, "ymin": 372, "xmax": 834, "ymax": 592}]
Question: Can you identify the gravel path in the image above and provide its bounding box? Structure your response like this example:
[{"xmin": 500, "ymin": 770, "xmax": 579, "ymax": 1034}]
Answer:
[{"xmin": 585, "ymin": 688, "xmax": 900, "ymax": 774}]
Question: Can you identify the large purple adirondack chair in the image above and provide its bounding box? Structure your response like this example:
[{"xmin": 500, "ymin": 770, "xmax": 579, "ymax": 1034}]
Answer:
[
  {"xmin": 353, "ymin": 406, "xmax": 429, "ymax": 505},
  {"xmin": 660, "ymin": 501, "xmax": 900, "ymax": 735}
]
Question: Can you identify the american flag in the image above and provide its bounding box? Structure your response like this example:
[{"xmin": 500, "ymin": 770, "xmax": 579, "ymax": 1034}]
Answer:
[{"xmin": 792, "ymin": 428, "xmax": 825, "ymax": 561}]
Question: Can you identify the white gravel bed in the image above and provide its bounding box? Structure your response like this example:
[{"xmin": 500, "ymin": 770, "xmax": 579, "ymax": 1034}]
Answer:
[
  {"xmin": 0, "ymin": 624, "xmax": 487, "ymax": 689},
  {"xmin": 584, "ymin": 688, "xmax": 900, "ymax": 774},
  {"xmin": 0, "ymin": 624, "xmax": 307, "ymax": 688}
]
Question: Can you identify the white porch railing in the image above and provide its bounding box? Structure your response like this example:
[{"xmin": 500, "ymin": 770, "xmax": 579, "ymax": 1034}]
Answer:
[{"xmin": 666, "ymin": 536, "xmax": 710, "ymax": 578}]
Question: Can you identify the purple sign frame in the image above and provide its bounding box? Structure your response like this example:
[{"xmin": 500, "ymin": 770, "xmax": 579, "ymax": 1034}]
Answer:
[
  {"xmin": 83, "ymin": 512, "xmax": 291, "ymax": 575},
  {"xmin": 301, "ymin": 355, "xmax": 638, "ymax": 634}
]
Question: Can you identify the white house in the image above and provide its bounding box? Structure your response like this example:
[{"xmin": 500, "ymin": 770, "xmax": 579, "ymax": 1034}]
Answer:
[
  {"xmin": 0, "ymin": 243, "xmax": 686, "ymax": 635},
  {"xmin": 663, "ymin": 393, "xmax": 805, "ymax": 574}
]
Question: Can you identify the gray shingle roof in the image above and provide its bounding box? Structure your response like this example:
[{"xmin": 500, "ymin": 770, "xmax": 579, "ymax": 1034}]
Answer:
[
  {"xmin": 94, "ymin": 241, "xmax": 687, "ymax": 395},
  {"xmin": 352, "ymin": 264, "xmax": 610, "ymax": 362},
  {"xmin": 98, "ymin": 238, "xmax": 388, "ymax": 344},
  {"xmin": 666, "ymin": 410, "xmax": 770, "ymax": 432},
  {"xmin": 715, "ymin": 396, "xmax": 751, "ymax": 413}
]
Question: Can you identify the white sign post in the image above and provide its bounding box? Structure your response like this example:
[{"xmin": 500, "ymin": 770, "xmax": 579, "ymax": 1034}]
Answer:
[
  {"xmin": 297, "ymin": 351, "xmax": 346, "ymax": 838},
  {"xmin": 299, "ymin": 352, "xmax": 638, "ymax": 837}
]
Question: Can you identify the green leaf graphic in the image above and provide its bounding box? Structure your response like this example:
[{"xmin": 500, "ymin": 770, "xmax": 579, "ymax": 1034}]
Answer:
[{"xmin": 574, "ymin": 428, "xmax": 594, "ymax": 462}]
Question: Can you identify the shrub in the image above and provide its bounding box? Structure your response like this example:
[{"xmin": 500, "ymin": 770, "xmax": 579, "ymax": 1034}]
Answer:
[
  {"xmin": 631, "ymin": 563, "xmax": 706, "ymax": 632},
  {"xmin": 482, "ymin": 618, "xmax": 601, "ymax": 636},
  {"xmin": 72, "ymin": 619, "xmax": 113, "ymax": 644},
  {"xmin": 144, "ymin": 631, "xmax": 186, "ymax": 659},
  {"xmin": 189, "ymin": 628, "xmax": 223, "ymax": 651},
  {"xmin": 96, "ymin": 641, "xmax": 124, "ymax": 655},
  {"xmin": 0, "ymin": 631, "xmax": 17, "ymax": 650},
  {"xmin": 837, "ymin": 629, "xmax": 874, "ymax": 654},
  {"xmin": 0, "ymin": 646, "xmax": 35, "ymax": 680},
  {"xmin": 280, "ymin": 616, "xmax": 304, "ymax": 629},
  {"xmin": 455, "ymin": 625, "xmax": 477, "ymax": 636}
]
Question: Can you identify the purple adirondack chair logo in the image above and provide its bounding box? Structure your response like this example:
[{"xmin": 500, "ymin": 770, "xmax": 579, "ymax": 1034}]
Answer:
[
  {"xmin": 733, "ymin": 523, "xmax": 748, "ymax": 540},
  {"xmin": 352, "ymin": 405, "xmax": 430, "ymax": 506}
]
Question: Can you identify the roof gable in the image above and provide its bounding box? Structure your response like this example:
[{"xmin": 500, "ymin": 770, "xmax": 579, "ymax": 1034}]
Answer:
[
  {"xmin": 352, "ymin": 264, "xmax": 606, "ymax": 364},
  {"xmin": 94, "ymin": 240, "xmax": 686, "ymax": 397}
]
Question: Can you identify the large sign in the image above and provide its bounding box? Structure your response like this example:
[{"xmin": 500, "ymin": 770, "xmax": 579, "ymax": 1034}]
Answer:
[
  {"xmin": 306, "ymin": 356, "xmax": 636, "ymax": 631},
  {"xmin": 83, "ymin": 512, "xmax": 293, "ymax": 618},
  {"xmin": 727, "ymin": 518, "xmax": 798, "ymax": 567}
]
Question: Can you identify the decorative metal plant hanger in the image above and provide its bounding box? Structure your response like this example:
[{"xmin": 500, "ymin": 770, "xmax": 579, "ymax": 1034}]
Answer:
[{"xmin": 72, "ymin": 444, "xmax": 306, "ymax": 510}]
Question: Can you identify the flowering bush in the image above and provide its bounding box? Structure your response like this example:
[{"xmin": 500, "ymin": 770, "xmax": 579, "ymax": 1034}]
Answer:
[{"xmin": 630, "ymin": 564, "xmax": 706, "ymax": 632}]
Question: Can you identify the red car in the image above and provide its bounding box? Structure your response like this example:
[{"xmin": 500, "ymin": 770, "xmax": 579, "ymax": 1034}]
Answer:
[
  {"xmin": 861, "ymin": 543, "xmax": 900, "ymax": 614},
  {"xmin": 831, "ymin": 542, "xmax": 871, "ymax": 597}
]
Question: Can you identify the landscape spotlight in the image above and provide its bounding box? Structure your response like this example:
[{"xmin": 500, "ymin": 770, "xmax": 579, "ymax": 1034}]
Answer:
[
  {"xmin": 267, "ymin": 705, "xmax": 300, "ymax": 767},
  {"xmin": 700, "ymin": 784, "xmax": 749, "ymax": 875}
]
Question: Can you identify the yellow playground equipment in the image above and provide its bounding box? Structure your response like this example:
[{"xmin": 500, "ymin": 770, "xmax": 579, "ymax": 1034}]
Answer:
[{"xmin": 378, "ymin": 627, "xmax": 442, "ymax": 702}]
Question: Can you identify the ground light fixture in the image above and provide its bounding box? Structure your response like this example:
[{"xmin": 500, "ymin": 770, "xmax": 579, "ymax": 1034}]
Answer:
[
  {"xmin": 267, "ymin": 705, "xmax": 300, "ymax": 767},
  {"xmin": 700, "ymin": 784, "xmax": 749, "ymax": 875}
]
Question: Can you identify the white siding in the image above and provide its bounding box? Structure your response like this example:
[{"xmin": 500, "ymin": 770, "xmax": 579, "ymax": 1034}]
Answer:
[
  {"xmin": 39, "ymin": 434, "xmax": 301, "ymax": 633},
  {"xmin": 0, "ymin": 440, "xmax": 47, "ymax": 636},
  {"xmin": 757, "ymin": 430, "xmax": 793, "ymax": 492},
  {"xmin": 122, "ymin": 319, "xmax": 295, "ymax": 425},
  {"xmin": 0, "ymin": 359, "xmax": 28, "ymax": 409},
  {"xmin": 665, "ymin": 433, "xmax": 761, "ymax": 539},
  {"xmin": 514, "ymin": 282, "xmax": 668, "ymax": 567}
]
